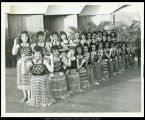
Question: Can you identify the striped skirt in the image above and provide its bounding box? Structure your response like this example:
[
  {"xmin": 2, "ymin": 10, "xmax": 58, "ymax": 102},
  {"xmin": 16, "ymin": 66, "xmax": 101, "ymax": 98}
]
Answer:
[
  {"xmin": 125, "ymin": 54, "xmax": 129, "ymax": 68},
  {"xmin": 100, "ymin": 59, "xmax": 109, "ymax": 79},
  {"xmin": 112, "ymin": 57, "xmax": 119, "ymax": 72},
  {"xmin": 92, "ymin": 61, "xmax": 102, "ymax": 81},
  {"xmin": 79, "ymin": 67, "xmax": 90, "ymax": 90},
  {"xmin": 118, "ymin": 56, "xmax": 123, "ymax": 70},
  {"xmin": 86, "ymin": 64, "xmax": 96, "ymax": 85},
  {"xmin": 129, "ymin": 54, "xmax": 133, "ymax": 65},
  {"xmin": 50, "ymin": 72, "xmax": 68, "ymax": 99},
  {"xmin": 28, "ymin": 75, "xmax": 55, "ymax": 107},
  {"xmin": 67, "ymin": 69, "xmax": 82, "ymax": 93},
  {"xmin": 107, "ymin": 58, "xmax": 114, "ymax": 76},
  {"xmin": 16, "ymin": 59, "xmax": 31, "ymax": 90}
]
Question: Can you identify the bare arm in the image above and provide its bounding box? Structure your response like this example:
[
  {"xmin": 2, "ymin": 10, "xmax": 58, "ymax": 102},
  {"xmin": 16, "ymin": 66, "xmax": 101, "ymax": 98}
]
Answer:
[{"xmin": 12, "ymin": 38, "xmax": 19, "ymax": 55}]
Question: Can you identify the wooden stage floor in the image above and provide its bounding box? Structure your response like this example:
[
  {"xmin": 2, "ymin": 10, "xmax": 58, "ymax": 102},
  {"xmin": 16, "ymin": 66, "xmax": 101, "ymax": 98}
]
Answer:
[{"xmin": 5, "ymin": 64, "xmax": 141, "ymax": 113}]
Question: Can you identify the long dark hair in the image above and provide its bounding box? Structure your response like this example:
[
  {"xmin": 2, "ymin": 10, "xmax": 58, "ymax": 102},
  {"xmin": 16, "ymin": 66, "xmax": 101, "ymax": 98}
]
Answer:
[{"xmin": 19, "ymin": 31, "xmax": 30, "ymax": 43}]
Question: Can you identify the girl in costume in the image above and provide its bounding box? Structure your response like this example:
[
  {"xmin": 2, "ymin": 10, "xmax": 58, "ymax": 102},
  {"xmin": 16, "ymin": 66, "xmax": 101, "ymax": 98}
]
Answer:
[
  {"xmin": 67, "ymin": 49, "xmax": 83, "ymax": 94},
  {"xmin": 90, "ymin": 43, "xmax": 102, "ymax": 83},
  {"xmin": 103, "ymin": 41, "xmax": 113, "ymax": 77},
  {"xmin": 86, "ymin": 32, "xmax": 92, "ymax": 47},
  {"xmin": 76, "ymin": 45, "xmax": 90, "ymax": 90},
  {"xmin": 50, "ymin": 45, "xmax": 70, "ymax": 99},
  {"xmin": 83, "ymin": 43, "xmax": 100, "ymax": 86},
  {"xmin": 22, "ymin": 50, "xmax": 55, "ymax": 107},
  {"xmin": 12, "ymin": 31, "xmax": 32, "ymax": 103},
  {"xmin": 80, "ymin": 33, "xmax": 87, "ymax": 46}
]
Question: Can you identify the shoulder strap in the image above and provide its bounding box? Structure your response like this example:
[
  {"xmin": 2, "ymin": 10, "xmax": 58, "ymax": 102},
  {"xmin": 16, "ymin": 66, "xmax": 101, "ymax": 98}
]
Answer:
[
  {"xmin": 44, "ymin": 42, "xmax": 46, "ymax": 48},
  {"xmin": 19, "ymin": 43, "xmax": 22, "ymax": 48},
  {"xmin": 31, "ymin": 60, "xmax": 34, "ymax": 65}
]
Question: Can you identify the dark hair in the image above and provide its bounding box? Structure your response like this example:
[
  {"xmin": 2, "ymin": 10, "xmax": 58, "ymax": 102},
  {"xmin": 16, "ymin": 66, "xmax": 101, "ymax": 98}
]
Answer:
[
  {"xmin": 19, "ymin": 31, "xmax": 30, "ymax": 43},
  {"xmin": 90, "ymin": 43, "xmax": 97, "ymax": 51},
  {"xmin": 87, "ymin": 32, "xmax": 92, "ymax": 40},
  {"xmin": 96, "ymin": 31, "xmax": 103, "ymax": 36},
  {"xmin": 51, "ymin": 45, "xmax": 59, "ymax": 53},
  {"xmin": 37, "ymin": 31, "xmax": 44, "ymax": 38},
  {"xmin": 75, "ymin": 44, "xmax": 83, "ymax": 55},
  {"xmin": 110, "ymin": 31, "xmax": 117, "ymax": 38},
  {"xmin": 60, "ymin": 31, "xmax": 68, "ymax": 40},
  {"xmin": 81, "ymin": 33, "xmax": 87, "ymax": 37}
]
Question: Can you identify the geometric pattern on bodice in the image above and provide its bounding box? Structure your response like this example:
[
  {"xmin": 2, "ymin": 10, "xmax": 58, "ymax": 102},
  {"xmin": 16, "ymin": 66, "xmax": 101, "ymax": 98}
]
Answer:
[{"xmin": 31, "ymin": 64, "xmax": 46, "ymax": 75}]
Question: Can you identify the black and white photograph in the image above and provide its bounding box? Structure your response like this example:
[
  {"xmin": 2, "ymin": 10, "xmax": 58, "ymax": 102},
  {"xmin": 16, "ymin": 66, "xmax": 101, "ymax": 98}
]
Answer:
[{"xmin": 1, "ymin": 2, "xmax": 144, "ymax": 117}]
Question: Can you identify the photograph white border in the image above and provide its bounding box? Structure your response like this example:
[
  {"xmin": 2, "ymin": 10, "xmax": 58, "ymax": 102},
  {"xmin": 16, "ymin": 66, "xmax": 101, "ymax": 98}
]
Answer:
[{"xmin": 1, "ymin": 2, "xmax": 144, "ymax": 117}]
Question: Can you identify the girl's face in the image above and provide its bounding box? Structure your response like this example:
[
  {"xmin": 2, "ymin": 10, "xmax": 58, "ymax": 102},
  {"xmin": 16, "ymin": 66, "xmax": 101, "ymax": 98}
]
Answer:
[
  {"xmin": 91, "ymin": 45, "xmax": 96, "ymax": 51},
  {"xmin": 119, "ymin": 43, "xmax": 122, "ymax": 47},
  {"xmin": 111, "ymin": 43, "xmax": 114, "ymax": 48},
  {"xmin": 82, "ymin": 34, "xmax": 86, "ymax": 39},
  {"xmin": 61, "ymin": 52, "xmax": 67, "ymax": 57},
  {"xmin": 38, "ymin": 34, "xmax": 44, "ymax": 42},
  {"xmin": 107, "ymin": 36, "xmax": 111, "ymax": 41},
  {"xmin": 98, "ymin": 44, "xmax": 103, "ymax": 49},
  {"xmin": 21, "ymin": 33, "xmax": 28, "ymax": 43},
  {"xmin": 87, "ymin": 33, "xmax": 92, "ymax": 39},
  {"xmin": 70, "ymin": 50, "xmax": 75, "ymax": 57},
  {"xmin": 34, "ymin": 52, "xmax": 42, "ymax": 60},
  {"xmin": 61, "ymin": 34, "xmax": 67, "ymax": 40},
  {"xmin": 77, "ymin": 47, "xmax": 82, "ymax": 54},
  {"xmin": 105, "ymin": 42, "xmax": 109, "ymax": 48},
  {"xmin": 83, "ymin": 46, "xmax": 89, "ymax": 53},
  {"xmin": 53, "ymin": 49, "xmax": 59, "ymax": 57},
  {"xmin": 75, "ymin": 33, "xmax": 79, "ymax": 39},
  {"xmin": 116, "ymin": 44, "xmax": 118, "ymax": 48},
  {"xmin": 92, "ymin": 33, "xmax": 97, "ymax": 39},
  {"xmin": 53, "ymin": 34, "xmax": 59, "ymax": 41},
  {"xmin": 111, "ymin": 33, "xmax": 115, "ymax": 37}
]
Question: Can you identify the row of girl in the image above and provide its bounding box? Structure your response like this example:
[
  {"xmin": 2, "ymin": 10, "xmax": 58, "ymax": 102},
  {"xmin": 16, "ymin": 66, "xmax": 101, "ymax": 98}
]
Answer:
[{"xmin": 12, "ymin": 30, "xmax": 134, "ymax": 107}]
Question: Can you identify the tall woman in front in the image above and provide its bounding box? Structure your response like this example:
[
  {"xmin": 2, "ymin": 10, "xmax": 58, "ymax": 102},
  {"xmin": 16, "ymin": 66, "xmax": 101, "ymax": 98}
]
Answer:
[{"xmin": 12, "ymin": 31, "xmax": 32, "ymax": 103}]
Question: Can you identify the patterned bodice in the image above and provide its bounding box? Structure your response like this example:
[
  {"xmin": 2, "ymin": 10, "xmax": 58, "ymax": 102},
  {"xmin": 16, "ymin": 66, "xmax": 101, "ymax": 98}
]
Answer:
[
  {"xmin": 30, "ymin": 60, "xmax": 48, "ymax": 75},
  {"xmin": 18, "ymin": 44, "xmax": 32, "ymax": 57},
  {"xmin": 77, "ymin": 55, "xmax": 85, "ymax": 67},
  {"xmin": 91, "ymin": 52, "xmax": 98, "ymax": 62},
  {"xmin": 98, "ymin": 49, "xmax": 104, "ymax": 60},
  {"xmin": 54, "ymin": 59, "xmax": 64, "ymax": 72},
  {"xmin": 111, "ymin": 48, "xmax": 116, "ymax": 58}
]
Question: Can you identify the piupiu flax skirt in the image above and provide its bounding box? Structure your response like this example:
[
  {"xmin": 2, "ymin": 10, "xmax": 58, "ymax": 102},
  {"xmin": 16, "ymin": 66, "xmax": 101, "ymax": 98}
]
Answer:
[
  {"xmin": 112, "ymin": 57, "xmax": 119, "ymax": 73},
  {"xmin": 17, "ymin": 58, "xmax": 31, "ymax": 90},
  {"xmin": 100, "ymin": 59, "xmax": 109, "ymax": 79},
  {"xmin": 92, "ymin": 61, "xmax": 102, "ymax": 80},
  {"xmin": 79, "ymin": 67, "xmax": 90, "ymax": 89},
  {"xmin": 67, "ymin": 69, "xmax": 82, "ymax": 93},
  {"xmin": 29, "ymin": 74, "xmax": 55, "ymax": 107},
  {"xmin": 86, "ymin": 64, "xmax": 96, "ymax": 84},
  {"xmin": 50, "ymin": 72, "xmax": 68, "ymax": 99}
]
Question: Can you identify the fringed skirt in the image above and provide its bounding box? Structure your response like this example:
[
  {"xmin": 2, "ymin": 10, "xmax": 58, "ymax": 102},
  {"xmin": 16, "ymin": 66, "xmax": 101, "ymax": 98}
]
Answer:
[
  {"xmin": 125, "ymin": 54, "xmax": 129, "ymax": 68},
  {"xmin": 118, "ymin": 56, "xmax": 123, "ymax": 70},
  {"xmin": 50, "ymin": 72, "xmax": 68, "ymax": 99},
  {"xmin": 16, "ymin": 58, "xmax": 31, "ymax": 90},
  {"xmin": 67, "ymin": 69, "xmax": 82, "ymax": 93},
  {"xmin": 112, "ymin": 57, "xmax": 119, "ymax": 72},
  {"xmin": 86, "ymin": 64, "xmax": 96, "ymax": 85},
  {"xmin": 28, "ymin": 74, "xmax": 55, "ymax": 107},
  {"xmin": 100, "ymin": 59, "xmax": 109, "ymax": 79},
  {"xmin": 92, "ymin": 61, "xmax": 102, "ymax": 81},
  {"xmin": 107, "ymin": 58, "xmax": 114, "ymax": 76},
  {"xmin": 79, "ymin": 67, "xmax": 90, "ymax": 90}
]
